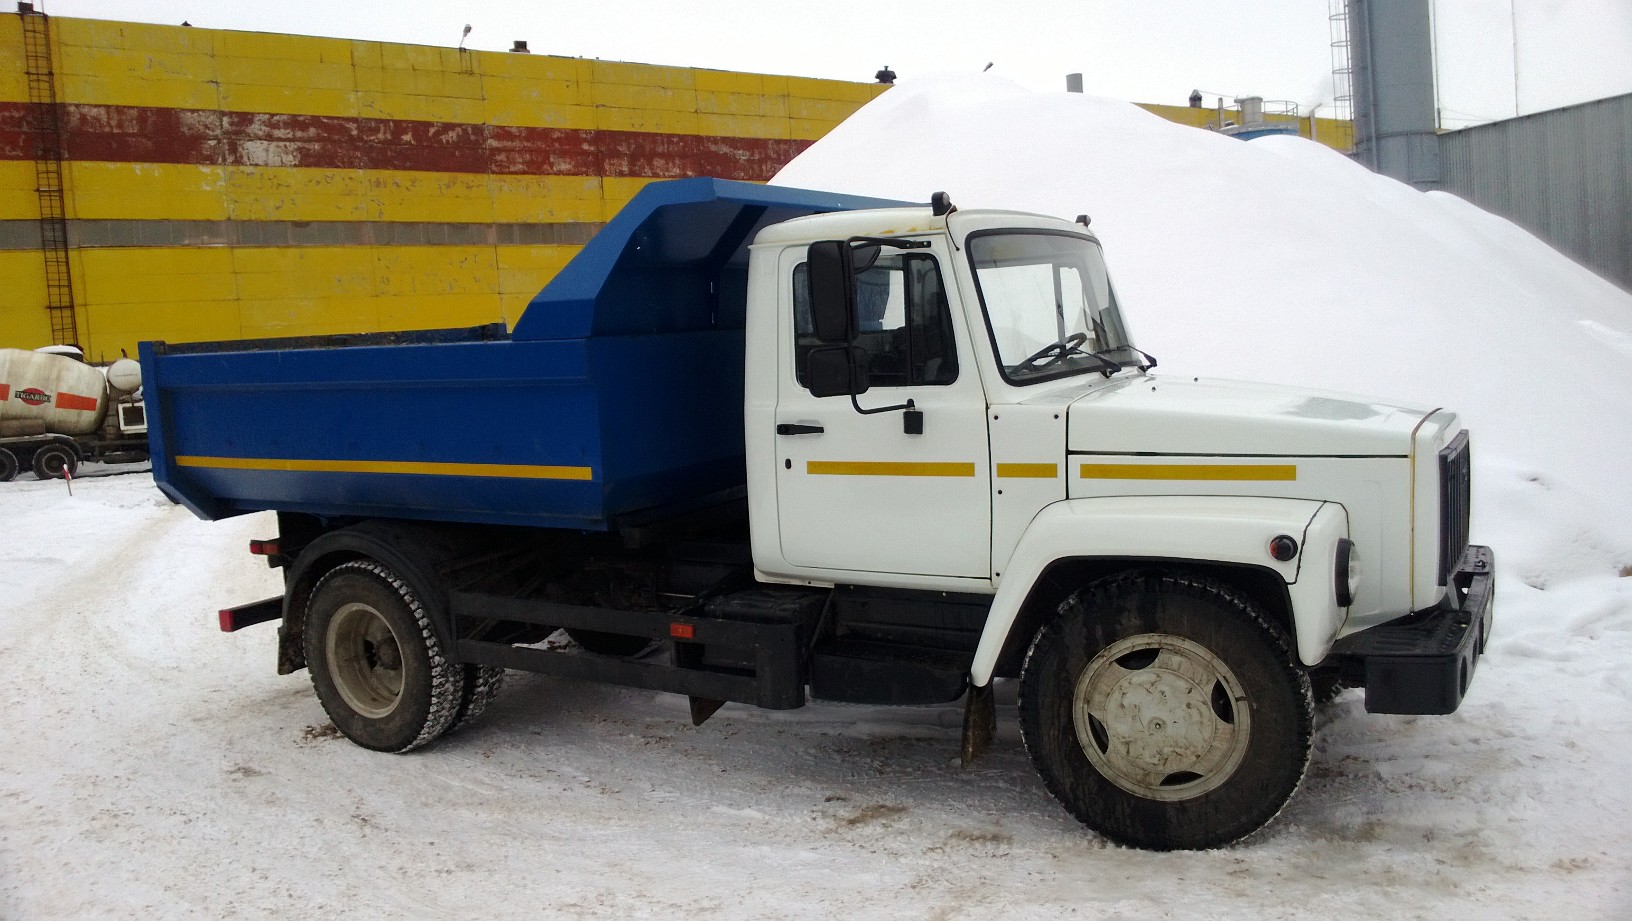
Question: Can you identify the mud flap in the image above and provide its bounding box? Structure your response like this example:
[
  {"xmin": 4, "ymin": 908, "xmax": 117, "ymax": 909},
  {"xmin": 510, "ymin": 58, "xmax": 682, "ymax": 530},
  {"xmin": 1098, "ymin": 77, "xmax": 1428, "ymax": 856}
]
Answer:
[
  {"xmin": 277, "ymin": 621, "xmax": 305, "ymax": 675},
  {"xmin": 961, "ymin": 682, "xmax": 996, "ymax": 767},
  {"xmin": 689, "ymin": 696, "xmax": 727, "ymax": 726}
]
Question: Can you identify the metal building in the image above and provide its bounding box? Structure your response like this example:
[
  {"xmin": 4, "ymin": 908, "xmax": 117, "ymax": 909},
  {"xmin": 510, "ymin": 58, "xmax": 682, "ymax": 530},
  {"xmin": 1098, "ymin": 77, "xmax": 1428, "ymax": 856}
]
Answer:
[{"xmin": 1436, "ymin": 93, "xmax": 1632, "ymax": 292}]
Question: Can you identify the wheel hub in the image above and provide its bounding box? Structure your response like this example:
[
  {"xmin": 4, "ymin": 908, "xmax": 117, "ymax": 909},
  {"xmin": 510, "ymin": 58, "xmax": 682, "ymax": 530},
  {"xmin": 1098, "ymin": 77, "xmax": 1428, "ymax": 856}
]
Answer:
[
  {"xmin": 1072, "ymin": 634, "xmax": 1251, "ymax": 802},
  {"xmin": 326, "ymin": 601, "xmax": 406, "ymax": 719}
]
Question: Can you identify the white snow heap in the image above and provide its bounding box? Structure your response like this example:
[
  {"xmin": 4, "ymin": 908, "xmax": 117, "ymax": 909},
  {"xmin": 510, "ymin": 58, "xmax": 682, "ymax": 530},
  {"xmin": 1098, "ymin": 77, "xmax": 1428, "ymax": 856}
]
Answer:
[{"xmin": 773, "ymin": 74, "xmax": 1632, "ymax": 584}]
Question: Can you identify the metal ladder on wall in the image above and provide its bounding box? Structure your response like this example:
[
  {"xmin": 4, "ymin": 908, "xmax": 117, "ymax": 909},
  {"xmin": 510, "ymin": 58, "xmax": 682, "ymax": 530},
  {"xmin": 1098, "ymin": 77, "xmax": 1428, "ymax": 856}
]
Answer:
[
  {"xmin": 1328, "ymin": 0, "xmax": 1356, "ymax": 125},
  {"xmin": 19, "ymin": 3, "xmax": 78, "ymax": 349}
]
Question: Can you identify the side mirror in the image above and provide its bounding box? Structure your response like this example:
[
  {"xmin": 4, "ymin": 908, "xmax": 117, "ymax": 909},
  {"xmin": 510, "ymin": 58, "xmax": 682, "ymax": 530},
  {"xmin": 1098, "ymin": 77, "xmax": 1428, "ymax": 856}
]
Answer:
[
  {"xmin": 807, "ymin": 346, "xmax": 869, "ymax": 398},
  {"xmin": 807, "ymin": 240, "xmax": 855, "ymax": 344}
]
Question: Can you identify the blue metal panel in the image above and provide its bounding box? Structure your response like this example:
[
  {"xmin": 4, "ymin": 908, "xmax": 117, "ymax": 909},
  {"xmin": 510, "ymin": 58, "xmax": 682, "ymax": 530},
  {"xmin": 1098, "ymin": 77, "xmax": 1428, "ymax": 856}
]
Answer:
[
  {"xmin": 513, "ymin": 177, "xmax": 910, "ymax": 340},
  {"xmin": 1234, "ymin": 126, "xmax": 1300, "ymax": 141},
  {"xmin": 587, "ymin": 329, "xmax": 747, "ymax": 516},
  {"xmin": 145, "ymin": 179, "xmax": 911, "ymax": 529},
  {"xmin": 146, "ymin": 333, "xmax": 608, "ymax": 528}
]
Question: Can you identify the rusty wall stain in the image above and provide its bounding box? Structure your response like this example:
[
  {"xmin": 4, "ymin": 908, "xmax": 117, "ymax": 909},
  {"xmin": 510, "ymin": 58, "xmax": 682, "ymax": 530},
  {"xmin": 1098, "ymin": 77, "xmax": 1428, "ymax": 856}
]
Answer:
[{"xmin": 2, "ymin": 102, "xmax": 810, "ymax": 182}]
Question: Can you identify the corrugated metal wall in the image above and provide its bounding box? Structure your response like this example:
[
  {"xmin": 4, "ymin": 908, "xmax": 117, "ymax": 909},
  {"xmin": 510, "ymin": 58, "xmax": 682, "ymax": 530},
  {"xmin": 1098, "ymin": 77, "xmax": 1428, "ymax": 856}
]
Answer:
[{"xmin": 1437, "ymin": 93, "xmax": 1631, "ymax": 291}]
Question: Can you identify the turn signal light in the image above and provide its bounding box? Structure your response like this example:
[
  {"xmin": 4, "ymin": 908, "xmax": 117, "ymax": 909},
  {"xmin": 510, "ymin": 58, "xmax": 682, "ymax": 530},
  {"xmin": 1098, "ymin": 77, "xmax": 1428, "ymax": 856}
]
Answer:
[
  {"xmin": 249, "ymin": 539, "xmax": 280, "ymax": 556},
  {"xmin": 1268, "ymin": 535, "xmax": 1299, "ymax": 562}
]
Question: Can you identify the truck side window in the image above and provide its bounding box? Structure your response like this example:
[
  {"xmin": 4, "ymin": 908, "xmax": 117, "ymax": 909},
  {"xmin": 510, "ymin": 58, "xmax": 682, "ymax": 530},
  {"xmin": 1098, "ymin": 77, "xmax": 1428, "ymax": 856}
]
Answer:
[{"xmin": 792, "ymin": 253, "xmax": 958, "ymax": 390}]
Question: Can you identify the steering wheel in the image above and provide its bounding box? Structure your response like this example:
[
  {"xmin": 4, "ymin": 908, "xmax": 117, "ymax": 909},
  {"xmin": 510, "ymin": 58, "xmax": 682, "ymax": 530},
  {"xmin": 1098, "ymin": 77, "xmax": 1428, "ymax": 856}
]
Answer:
[{"xmin": 1016, "ymin": 332, "xmax": 1088, "ymax": 373}]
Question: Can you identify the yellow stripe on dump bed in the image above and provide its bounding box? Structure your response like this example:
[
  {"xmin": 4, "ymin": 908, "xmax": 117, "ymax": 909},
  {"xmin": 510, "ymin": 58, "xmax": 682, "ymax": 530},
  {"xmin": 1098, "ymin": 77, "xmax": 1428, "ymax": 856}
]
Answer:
[
  {"xmin": 175, "ymin": 455, "xmax": 594, "ymax": 481},
  {"xmin": 1079, "ymin": 463, "xmax": 1296, "ymax": 481}
]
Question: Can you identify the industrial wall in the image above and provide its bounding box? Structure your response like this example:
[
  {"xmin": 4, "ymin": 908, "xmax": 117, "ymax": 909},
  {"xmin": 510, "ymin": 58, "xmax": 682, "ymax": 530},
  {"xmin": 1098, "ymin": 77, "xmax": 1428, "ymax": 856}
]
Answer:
[
  {"xmin": 0, "ymin": 14, "xmax": 886, "ymax": 360},
  {"xmin": 1437, "ymin": 93, "xmax": 1631, "ymax": 292}
]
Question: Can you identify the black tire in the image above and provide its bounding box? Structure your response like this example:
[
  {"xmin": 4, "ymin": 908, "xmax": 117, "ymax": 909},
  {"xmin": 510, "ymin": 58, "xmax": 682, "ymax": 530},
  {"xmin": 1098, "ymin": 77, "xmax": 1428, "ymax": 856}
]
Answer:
[
  {"xmin": 446, "ymin": 665, "xmax": 506, "ymax": 736},
  {"xmin": 303, "ymin": 560, "xmax": 460, "ymax": 753},
  {"xmin": 1019, "ymin": 571, "xmax": 1314, "ymax": 851},
  {"xmin": 566, "ymin": 628, "xmax": 651, "ymax": 657},
  {"xmin": 0, "ymin": 448, "xmax": 17, "ymax": 482},
  {"xmin": 31, "ymin": 444, "xmax": 78, "ymax": 480}
]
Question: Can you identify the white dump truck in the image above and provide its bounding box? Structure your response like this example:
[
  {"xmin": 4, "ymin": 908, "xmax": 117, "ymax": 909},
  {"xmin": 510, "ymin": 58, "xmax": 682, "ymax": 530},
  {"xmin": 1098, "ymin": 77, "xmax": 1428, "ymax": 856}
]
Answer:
[
  {"xmin": 146, "ymin": 179, "xmax": 1493, "ymax": 850},
  {"xmin": 0, "ymin": 347, "xmax": 148, "ymax": 481}
]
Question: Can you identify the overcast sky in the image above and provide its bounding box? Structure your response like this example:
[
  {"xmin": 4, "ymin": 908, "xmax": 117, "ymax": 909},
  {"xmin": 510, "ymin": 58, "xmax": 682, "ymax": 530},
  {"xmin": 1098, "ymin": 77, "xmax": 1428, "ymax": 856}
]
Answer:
[{"xmin": 42, "ymin": 1, "xmax": 1632, "ymax": 129}]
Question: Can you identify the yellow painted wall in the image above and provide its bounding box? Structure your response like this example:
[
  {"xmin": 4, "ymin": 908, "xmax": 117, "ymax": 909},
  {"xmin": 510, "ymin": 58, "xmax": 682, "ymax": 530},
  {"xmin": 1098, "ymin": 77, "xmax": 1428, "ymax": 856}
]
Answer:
[
  {"xmin": 1139, "ymin": 102, "xmax": 1355, "ymax": 152},
  {"xmin": 0, "ymin": 15, "xmax": 889, "ymax": 360}
]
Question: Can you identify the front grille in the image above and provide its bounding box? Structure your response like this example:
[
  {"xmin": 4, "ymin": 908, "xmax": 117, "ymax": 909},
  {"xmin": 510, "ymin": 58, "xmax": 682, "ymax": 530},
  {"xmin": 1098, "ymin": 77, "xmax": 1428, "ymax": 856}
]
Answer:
[{"xmin": 1438, "ymin": 430, "xmax": 1471, "ymax": 585}]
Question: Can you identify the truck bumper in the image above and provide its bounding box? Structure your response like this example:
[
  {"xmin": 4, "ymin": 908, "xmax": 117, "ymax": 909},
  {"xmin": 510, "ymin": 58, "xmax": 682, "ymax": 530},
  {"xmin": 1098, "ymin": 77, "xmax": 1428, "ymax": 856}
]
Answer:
[{"xmin": 1330, "ymin": 545, "xmax": 1494, "ymax": 715}]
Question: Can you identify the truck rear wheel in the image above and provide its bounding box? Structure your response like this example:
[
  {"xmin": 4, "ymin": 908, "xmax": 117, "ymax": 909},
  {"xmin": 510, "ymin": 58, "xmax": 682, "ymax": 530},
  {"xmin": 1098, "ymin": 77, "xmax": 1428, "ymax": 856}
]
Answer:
[
  {"xmin": 1019, "ymin": 572, "xmax": 1313, "ymax": 850},
  {"xmin": 304, "ymin": 560, "xmax": 460, "ymax": 752},
  {"xmin": 31, "ymin": 444, "xmax": 77, "ymax": 480},
  {"xmin": 0, "ymin": 448, "xmax": 16, "ymax": 482},
  {"xmin": 446, "ymin": 665, "xmax": 506, "ymax": 735}
]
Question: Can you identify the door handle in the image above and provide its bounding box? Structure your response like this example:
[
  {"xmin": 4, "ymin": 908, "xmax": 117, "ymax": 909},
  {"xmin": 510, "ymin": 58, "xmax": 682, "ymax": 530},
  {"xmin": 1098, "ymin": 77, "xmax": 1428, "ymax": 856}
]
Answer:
[{"xmin": 776, "ymin": 423, "xmax": 824, "ymax": 435}]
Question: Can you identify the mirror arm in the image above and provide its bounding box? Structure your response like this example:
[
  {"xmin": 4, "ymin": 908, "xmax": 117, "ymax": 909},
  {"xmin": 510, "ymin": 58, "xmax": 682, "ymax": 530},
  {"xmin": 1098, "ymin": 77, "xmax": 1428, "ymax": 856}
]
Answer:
[{"xmin": 851, "ymin": 395, "xmax": 915, "ymax": 416}]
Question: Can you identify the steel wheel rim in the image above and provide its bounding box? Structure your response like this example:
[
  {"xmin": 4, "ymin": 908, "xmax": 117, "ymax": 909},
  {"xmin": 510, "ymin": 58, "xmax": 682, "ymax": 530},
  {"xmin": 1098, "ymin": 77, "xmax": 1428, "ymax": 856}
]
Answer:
[
  {"xmin": 1072, "ymin": 633, "xmax": 1251, "ymax": 802},
  {"xmin": 326, "ymin": 601, "xmax": 406, "ymax": 719}
]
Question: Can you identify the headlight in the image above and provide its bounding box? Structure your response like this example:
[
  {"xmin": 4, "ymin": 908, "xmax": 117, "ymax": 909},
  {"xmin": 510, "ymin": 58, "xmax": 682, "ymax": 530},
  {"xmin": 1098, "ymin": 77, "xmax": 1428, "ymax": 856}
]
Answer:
[{"xmin": 1335, "ymin": 538, "xmax": 1357, "ymax": 608}]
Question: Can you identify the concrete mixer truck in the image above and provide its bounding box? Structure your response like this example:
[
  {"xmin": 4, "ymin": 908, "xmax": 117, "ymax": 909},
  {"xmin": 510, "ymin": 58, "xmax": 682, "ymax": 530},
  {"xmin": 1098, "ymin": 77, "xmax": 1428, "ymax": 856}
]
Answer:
[{"xmin": 0, "ymin": 347, "xmax": 149, "ymax": 482}]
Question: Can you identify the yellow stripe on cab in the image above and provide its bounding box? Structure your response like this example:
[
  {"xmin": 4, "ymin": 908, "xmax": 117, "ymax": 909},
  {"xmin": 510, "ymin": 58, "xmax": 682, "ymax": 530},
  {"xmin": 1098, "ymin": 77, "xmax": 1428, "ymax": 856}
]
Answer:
[
  {"xmin": 806, "ymin": 461, "xmax": 976, "ymax": 477},
  {"xmin": 1079, "ymin": 462, "xmax": 1296, "ymax": 481}
]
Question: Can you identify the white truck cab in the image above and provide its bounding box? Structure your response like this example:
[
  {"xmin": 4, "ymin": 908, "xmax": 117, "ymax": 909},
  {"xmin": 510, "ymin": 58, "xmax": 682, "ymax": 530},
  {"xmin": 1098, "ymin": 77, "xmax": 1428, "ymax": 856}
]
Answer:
[{"xmin": 745, "ymin": 199, "xmax": 1491, "ymax": 848}]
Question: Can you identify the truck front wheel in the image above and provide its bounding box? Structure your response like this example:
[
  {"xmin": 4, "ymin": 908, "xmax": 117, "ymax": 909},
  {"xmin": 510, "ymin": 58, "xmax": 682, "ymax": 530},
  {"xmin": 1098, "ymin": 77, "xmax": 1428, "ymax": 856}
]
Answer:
[
  {"xmin": 304, "ymin": 560, "xmax": 460, "ymax": 752},
  {"xmin": 1019, "ymin": 572, "xmax": 1313, "ymax": 850}
]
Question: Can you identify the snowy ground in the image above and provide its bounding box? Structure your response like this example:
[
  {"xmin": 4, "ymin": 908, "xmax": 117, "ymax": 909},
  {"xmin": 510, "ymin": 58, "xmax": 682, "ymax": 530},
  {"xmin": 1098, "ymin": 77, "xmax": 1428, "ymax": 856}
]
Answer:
[
  {"xmin": 1, "ymin": 469, "xmax": 1628, "ymax": 918},
  {"xmin": 6, "ymin": 77, "xmax": 1632, "ymax": 917}
]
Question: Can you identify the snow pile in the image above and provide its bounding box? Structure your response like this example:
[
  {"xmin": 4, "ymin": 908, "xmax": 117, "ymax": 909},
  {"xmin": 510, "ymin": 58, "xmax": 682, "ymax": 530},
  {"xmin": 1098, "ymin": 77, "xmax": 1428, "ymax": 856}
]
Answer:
[{"xmin": 774, "ymin": 74, "xmax": 1632, "ymax": 587}]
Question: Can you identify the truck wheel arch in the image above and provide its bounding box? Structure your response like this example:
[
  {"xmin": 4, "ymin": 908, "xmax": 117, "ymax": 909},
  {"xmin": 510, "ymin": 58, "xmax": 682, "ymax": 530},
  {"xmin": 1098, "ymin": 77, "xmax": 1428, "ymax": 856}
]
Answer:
[
  {"xmin": 279, "ymin": 521, "xmax": 469, "ymax": 676},
  {"xmin": 972, "ymin": 496, "xmax": 1339, "ymax": 686},
  {"xmin": 989, "ymin": 558, "xmax": 1294, "ymax": 680}
]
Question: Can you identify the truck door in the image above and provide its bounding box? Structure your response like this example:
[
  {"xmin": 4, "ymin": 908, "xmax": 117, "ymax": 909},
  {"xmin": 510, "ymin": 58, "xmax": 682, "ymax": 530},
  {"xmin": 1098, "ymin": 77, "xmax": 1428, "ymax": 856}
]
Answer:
[{"xmin": 773, "ymin": 244, "xmax": 992, "ymax": 578}]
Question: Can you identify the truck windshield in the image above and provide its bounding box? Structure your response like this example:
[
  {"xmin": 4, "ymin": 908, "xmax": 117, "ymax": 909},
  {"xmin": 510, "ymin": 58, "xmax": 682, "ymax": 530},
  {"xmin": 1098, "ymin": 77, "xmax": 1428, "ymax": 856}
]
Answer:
[{"xmin": 968, "ymin": 231, "xmax": 1135, "ymax": 385}]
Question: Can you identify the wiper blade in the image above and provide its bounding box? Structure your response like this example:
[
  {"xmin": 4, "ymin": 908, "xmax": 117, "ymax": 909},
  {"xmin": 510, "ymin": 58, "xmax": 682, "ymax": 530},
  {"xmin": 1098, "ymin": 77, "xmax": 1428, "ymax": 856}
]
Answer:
[
  {"xmin": 1063, "ymin": 344, "xmax": 1120, "ymax": 377},
  {"xmin": 1092, "ymin": 346, "xmax": 1158, "ymax": 372}
]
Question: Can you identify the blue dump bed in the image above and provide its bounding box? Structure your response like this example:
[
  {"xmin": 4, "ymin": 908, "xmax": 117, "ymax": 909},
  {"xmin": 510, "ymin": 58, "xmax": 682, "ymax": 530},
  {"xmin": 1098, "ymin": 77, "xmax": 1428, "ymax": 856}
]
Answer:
[{"xmin": 142, "ymin": 179, "xmax": 907, "ymax": 530}]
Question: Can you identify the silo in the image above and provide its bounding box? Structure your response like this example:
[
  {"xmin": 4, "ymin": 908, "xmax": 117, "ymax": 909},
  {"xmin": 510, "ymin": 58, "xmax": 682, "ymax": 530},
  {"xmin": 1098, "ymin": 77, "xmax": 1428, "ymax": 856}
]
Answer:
[{"xmin": 1347, "ymin": 0, "xmax": 1440, "ymax": 189}]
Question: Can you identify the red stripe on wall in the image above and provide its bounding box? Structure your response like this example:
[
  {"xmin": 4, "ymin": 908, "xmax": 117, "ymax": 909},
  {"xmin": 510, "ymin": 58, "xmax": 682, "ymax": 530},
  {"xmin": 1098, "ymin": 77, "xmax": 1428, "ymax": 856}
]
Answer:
[
  {"xmin": 55, "ymin": 391, "xmax": 100, "ymax": 412},
  {"xmin": 0, "ymin": 102, "xmax": 812, "ymax": 181},
  {"xmin": 0, "ymin": 102, "xmax": 44, "ymax": 159}
]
